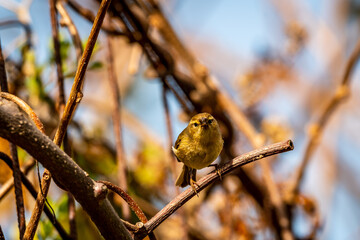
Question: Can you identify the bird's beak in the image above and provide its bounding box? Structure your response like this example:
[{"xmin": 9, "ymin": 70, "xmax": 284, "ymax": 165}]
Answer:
[{"xmin": 199, "ymin": 118, "xmax": 208, "ymax": 128}]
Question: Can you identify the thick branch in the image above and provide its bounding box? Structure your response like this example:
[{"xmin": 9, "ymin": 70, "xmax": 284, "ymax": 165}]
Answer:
[
  {"xmin": 0, "ymin": 98, "xmax": 132, "ymax": 239},
  {"xmin": 134, "ymin": 140, "xmax": 294, "ymax": 239}
]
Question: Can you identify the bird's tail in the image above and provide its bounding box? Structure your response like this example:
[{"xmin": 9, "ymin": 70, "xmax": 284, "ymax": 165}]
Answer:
[{"xmin": 175, "ymin": 165, "xmax": 196, "ymax": 188}]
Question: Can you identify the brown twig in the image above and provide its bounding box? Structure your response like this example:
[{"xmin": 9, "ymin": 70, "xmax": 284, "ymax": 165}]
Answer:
[
  {"xmin": 134, "ymin": 140, "xmax": 294, "ymax": 239},
  {"xmin": 161, "ymin": 84, "xmax": 177, "ymax": 178},
  {"xmin": 10, "ymin": 144, "xmax": 26, "ymax": 239},
  {"xmin": 288, "ymin": 37, "xmax": 360, "ymax": 201},
  {"xmin": 23, "ymin": 1, "xmax": 68, "ymax": 237},
  {"xmin": 23, "ymin": 170, "xmax": 52, "ymax": 240},
  {"xmin": 0, "ymin": 152, "xmax": 71, "ymax": 239},
  {"xmin": 0, "ymin": 41, "xmax": 8, "ymax": 91},
  {"xmin": 67, "ymin": 191, "xmax": 77, "ymax": 240},
  {"xmin": 57, "ymin": 0, "xmax": 83, "ymax": 61},
  {"xmin": 53, "ymin": 0, "xmax": 111, "ymax": 146},
  {"xmin": 50, "ymin": 0, "xmax": 66, "ymax": 109},
  {"xmin": 106, "ymin": 36, "xmax": 129, "ymax": 218},
  {"xmin": 67, "ymin": 0, "xmax": 124, "ymax": 36},
  {"xmin": 53, "ymin": 1, "xmax": 80, "ymax": 238},
  {"xmin": 98, "ymin": 181, "xmax": 157, "ymax": 240},
  {"xmin": 121, "ymin": 219, "xmax": 138, "ymax": 232},
  {"xmin": 98, "ymin": 180, "xmax": 148, "ymax": 223},
  {"xmin": 0, "ymin": 42, "xmax": 26, "ymax": 239}
]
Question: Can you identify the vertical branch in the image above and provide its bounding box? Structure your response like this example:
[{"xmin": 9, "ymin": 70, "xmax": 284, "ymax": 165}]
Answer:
[
  {"xmin": 161, "ymin": 84, "xmax": 189, "ymax": 240},
  {"xmin": 57, "ymin": 1, "xmax": 83, "ymax": 61},
  {"xmin": 67, "ymin": 192, "xmax": 77, "ymax": 240},
  {"xmin": 53, "ymin": 0, "xmax": 112, "ymax": 145},
  {"xmin": 0, "ymin": 40, "xmax": 26, "ymax": 240},
  {"xmin": 25, "ymin": 0, "xmax": 112, "ymax": 235},
  {"xmin": 288, "ymin": 37, "xmax": 360, "ymax": 200},
  {"xmin": 23, "ymin": 170, "xmax": 52, "ymax": 240},
  {"xmin": 0, "ymin": 41, "xmax": 8, "ymax": 91},
  {"xmin": 50, "ymin": 0, "xmax": 66, "ymax": 109},
  {"xmin": 161, "ymin": 84, "xmax": 177, "ymax": 177},
  {"xmin": 213, "ymin": 81, "xmax": 293, "ymax": 240},
  {"xmin": 23, "ymin": 0, "xmax": 66, "ymax": 237},
  {"xmin": 56, "ymin": 2, "xmax": 84, "ymax": 238},
  {"xmin": 106, "ymin": 36, "xmax": 129, "ymax": 218},
  {"xmin": 10, "ymin": 144, "xmax": 26, "ymax": 239}
]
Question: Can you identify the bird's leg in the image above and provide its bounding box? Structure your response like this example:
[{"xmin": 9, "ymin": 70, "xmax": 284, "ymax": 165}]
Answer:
[
  {"xmin": 208, "ymin": 164, "xmax": 222, "ymax": 180},
  {"xmin": 189, "ymin": 169, "xmax": 199, "ymax": 196}
]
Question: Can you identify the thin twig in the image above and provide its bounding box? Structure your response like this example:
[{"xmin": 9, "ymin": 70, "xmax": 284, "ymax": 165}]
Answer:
[
  {"xmin": 53, "ymin": 1, "xmax": 80, "ymax": 238},
  {"xmin": 53, "ymin": 0, "xmax": 111, "ymax": 146},
  {"xmin": 23, "ymin": 169, "xmax": 52, "ymax": 240},
  {"xmin": 121, "ymin": 219, "xmax": 138, "ymax": 232},
  {"xmin": 106, "ymin": 36, "xmax": 129, "ymax": 218},
  {"xmin": 134, "ymin": 140, "xmax": 294, "ymax": 239},
  {"xmin": 288, "ymin": 37, "xmax": 360, "ymax": 200},
  {"xmin": 0, "ymin": 41, "xmax": 8, "ymax": 91},
  {"xmin": 67, "ymin": 0, "xmax": 124, "ymax": 36},
  {"xmin": 50, "ymin": 0, "xmax": 66, "ymax": 108},
  {"xmin": 161, "ymin": 83, "xmax": 189, "ymax": 240},
  {"xmin": 161, "ymin": 84, "xmax": 177, "ymax": 175},
  {"xmin": 0, "ymin": 152, "xmax": 71, "ymax": 239},
  {"xmin": 10, "ymin": 144, "xmax": 26, "ymax": 239},
  {"xmin": 66, "ymin": 191, "xmax": 77, "ymax": 240},
  {"xmin": 23, "ymin": 0, "xmax": 68, "ymax": 237},
  {"xmin": 98, "ymin": 181, "xmax": 157, "ymax": 240},
  {"xmin": 57, "ymin": 1, "xmax": 83, "ymax": 61},
  {"xmin": 0, "ymin": 42, "xmax": 26, "ymax": 239},
  {"xmin": 98, "ymin": 181, "xmax": 148, "ymax": 223}
]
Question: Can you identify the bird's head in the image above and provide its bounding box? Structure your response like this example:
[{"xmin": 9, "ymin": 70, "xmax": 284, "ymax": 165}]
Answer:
[{"xmin": 188, "ymin": 113, "xmax": 219, "ymax": 138}]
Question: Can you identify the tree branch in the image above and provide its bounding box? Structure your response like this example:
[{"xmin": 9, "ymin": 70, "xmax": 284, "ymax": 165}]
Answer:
[
  {"xmin": 67, "ymin": 0, "xmax": 125, "ymax": 36},
  {"xmin": 53, "ymin": 0, "xmax": 111, "ymax": 146},
  {"xmin": 134, "ymin": 140, "xmax": 294, "ymax": 239},
  {"xmin": 0, "ymin": 41, "xmax": 26, "ymax": 239},
  {"xmin": 288, "ymin": 37, "xmax": 360, "ymax": 201},
  {"xmin": 0, "ymin": 98, "xmax": 132, "ymax": 239}
]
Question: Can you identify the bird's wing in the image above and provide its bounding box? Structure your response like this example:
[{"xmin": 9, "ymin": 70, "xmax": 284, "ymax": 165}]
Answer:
[
  {"xmin": 174, "ymin": 128, "xmax": 188, "ymax": 149},
  {"xmin": 172, "ymin": 128, "xmax": 188, "ymax": 162}
]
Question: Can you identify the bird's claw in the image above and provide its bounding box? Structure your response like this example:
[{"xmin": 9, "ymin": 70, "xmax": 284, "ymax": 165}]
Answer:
[
  {"xmin": 190, "ymin": 179, "xmax": 200, "ymax": 197},
  {"xmin": 209, "ymin": 164, "xmax": 222, "ymax": 180}
]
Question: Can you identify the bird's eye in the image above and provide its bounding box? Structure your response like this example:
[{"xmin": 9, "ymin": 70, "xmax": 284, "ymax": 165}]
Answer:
[
  {"xmin": 193, "ymin": 122, "xmax": 198, "ymax": 127},
  {"xmin": 208, "ymin": 119, "xmax": 213, "ymax": 124}
]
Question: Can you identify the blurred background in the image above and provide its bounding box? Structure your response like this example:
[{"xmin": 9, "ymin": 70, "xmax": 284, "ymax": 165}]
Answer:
[{"xmin": 1, "ymin": 0, "xmax": 360, "ymax": 239}]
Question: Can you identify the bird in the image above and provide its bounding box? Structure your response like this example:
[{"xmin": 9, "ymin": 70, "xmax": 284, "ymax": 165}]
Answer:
[{"xmin": 172, "ymin": 112, "xmax": 223, "ymax": 193}]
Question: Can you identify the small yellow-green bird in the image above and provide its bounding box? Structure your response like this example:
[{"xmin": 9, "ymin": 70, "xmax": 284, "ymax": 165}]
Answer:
[{"xmin": 172, "ymin": 113, "xmax": 223, "ymax": 192}]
